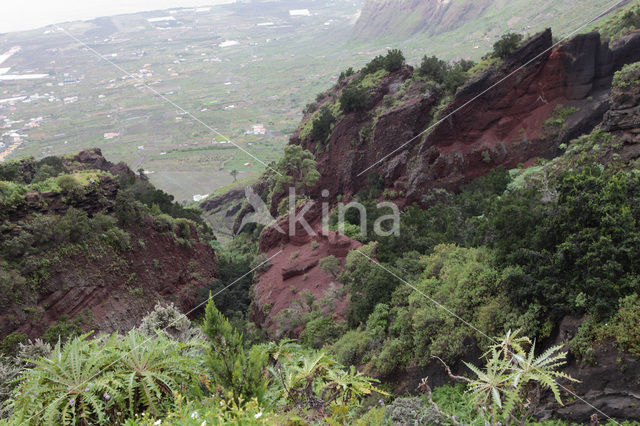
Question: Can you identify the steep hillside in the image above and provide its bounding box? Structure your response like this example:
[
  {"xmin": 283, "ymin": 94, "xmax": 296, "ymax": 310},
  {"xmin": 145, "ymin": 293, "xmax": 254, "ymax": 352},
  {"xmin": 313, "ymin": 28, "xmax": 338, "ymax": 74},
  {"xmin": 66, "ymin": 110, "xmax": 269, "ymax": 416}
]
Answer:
[
  {"xmin": 212, "ymin": 18, "xmax": 640, "ymax": 420},
  {"xmin": 353, "ymin": 0, "xmax": 492, "ymax": 40},
  {"xmin": 352, "ymin": 0, "xmax": 635, "ymax": 44},
  {"xmin": 0, "ymin": 149, "xmax": 216, "ymax": 351},
  {"xmin": 293, "ymin": 29, "xmax": 640, "ymax": 207},
  {"xmin": 353, "ymin": 0, "xmax": 493, "ymax": 40}
]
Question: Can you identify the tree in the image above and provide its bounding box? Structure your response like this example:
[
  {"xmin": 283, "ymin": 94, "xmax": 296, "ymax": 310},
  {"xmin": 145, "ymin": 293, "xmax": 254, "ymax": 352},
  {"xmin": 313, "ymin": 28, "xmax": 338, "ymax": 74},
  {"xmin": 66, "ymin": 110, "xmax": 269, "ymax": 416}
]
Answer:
[
  {"xmin": 361, "ymin": 55, "xmax": 386, "ymax": 76},
  {"xmin": 338, "ymin": 67, "xmax": 355, "ymax": 82},
  {"xmin": 384, "ymin": 49, "xmax": 405, "ymax": 72},
  {"xmin": 203, "ymin": 301, "xmax": 268, "ymax": 404},
  {"xmin": 339, "ymin": 243, "xmax": 401, "ymax": 326},
  {"xmin": 196, "ymin": 249, "xmax": 255, "ymax": 319},
  {"xmin": 114, "ymin": 189, "xmax": 141, "ymax": 226},
  {"xmin": 340, "ymin": 83, "xmax": 368, "ymax": 113},
  {"xmin": 230, "ymin": 169, "xmax": 238, "ymax": 182},
  {"xmin": 273, "ymin": 145, "xmax": 321, "ymax": 194},
  {"xmin": 418, "ymin": 55, "xmax": 449, "ymax": 83},
  {"xmin": 137, "ymin": 167, "xmax": 149, "ymax": 181},
  {"xmin": 310, "ymin": 106, "xmax": 335, "ymax": 142},
  {"xmin": 442, "ymin": 63, "xmax": 468, "ymax": 93},
  {"xmin": 493, "ymin": 33, "xmax": 523, "ymax": 58},
  {"xmin": 319, "ymin": 255, "xmax": 340, "ymax": 279}
]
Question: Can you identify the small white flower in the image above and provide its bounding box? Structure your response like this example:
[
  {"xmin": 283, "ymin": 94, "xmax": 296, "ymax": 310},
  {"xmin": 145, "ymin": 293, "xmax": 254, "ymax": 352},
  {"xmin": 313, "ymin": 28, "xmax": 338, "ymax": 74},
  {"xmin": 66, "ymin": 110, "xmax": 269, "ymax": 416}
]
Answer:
[
  {"xmin": 154, "ymin": 420, "xmax": 162, "ymax": 425},
  {"xmin": 190, "ymin": 411, "xmax": 199, "ymax": 419},
  {"xmin": 254, "ymin": 412, "xmax": 263, "ymax": 419},
  {"xmin": 200, "ymin": 421, "xmax": 206, "ymax": 426}
]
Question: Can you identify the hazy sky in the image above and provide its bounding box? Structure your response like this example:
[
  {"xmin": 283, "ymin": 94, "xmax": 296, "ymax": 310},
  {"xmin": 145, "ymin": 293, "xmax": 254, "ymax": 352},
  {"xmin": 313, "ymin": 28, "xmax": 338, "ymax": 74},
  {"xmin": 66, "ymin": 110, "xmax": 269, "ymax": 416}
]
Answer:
[{"xmin": 0, "ymin": 0, "xmax": 235, "ymax": 34}]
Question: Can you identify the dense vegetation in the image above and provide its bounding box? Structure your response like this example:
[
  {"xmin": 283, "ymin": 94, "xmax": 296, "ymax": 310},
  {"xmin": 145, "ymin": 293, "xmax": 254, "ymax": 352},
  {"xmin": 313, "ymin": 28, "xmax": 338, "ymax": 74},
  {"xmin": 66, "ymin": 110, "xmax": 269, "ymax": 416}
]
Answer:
[
  {"xmin": 3, "ymin": 12, "xmax": 640, "ymax": 423},
  {"xmin": 594, "ymin": 1, "xmax": 640, "ymax": 42},
  {"xmin": 0, "ymin": 155, "xmax": 214, "ymax": 358}
]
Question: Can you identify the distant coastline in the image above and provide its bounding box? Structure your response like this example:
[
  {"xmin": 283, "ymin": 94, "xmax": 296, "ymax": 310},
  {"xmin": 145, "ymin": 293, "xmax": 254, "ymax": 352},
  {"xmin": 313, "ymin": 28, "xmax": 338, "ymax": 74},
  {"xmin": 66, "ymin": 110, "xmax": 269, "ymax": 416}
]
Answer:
[{"xmin": 0, "ymin": 0, "xmax": 235, "ymax": 34}]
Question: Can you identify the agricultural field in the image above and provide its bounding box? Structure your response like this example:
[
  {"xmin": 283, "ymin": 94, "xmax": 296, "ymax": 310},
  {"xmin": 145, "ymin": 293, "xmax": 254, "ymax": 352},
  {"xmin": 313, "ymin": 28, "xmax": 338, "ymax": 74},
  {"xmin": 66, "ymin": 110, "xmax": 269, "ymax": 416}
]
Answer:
[{"xmin": 0, "ymin": 0, "xmax": 367, "ymax": 201}]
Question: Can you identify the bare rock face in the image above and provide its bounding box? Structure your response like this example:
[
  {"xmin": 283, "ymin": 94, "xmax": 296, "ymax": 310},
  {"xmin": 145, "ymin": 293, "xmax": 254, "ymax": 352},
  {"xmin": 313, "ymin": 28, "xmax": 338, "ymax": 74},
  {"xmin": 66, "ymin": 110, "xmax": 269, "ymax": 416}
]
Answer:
[
  {"xmin": 0, "ymin": 223, "xmax": 217, "ymax": 339},
  {"xmin": 250, "ymin": 202, "xmax": 361, "ymax": 337},
  {"xmin": 535, "ymin": 317, "xmax": 640, "ymax": 422},
  {"xmin": 71, "ymin": 148, "xmax": 135, "ymax": 178},
  {"xmin": 288, "ymin": 29, "xmax": 640, "ymax": 210},
  {"xmin": 604, "ymin": 62, "xmax": 640, "ymax": 145}
]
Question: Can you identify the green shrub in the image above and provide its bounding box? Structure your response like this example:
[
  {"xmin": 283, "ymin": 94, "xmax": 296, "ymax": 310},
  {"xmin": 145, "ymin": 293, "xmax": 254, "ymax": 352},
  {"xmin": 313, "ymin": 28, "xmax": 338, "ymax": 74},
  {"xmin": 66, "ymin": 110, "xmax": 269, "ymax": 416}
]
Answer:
[
  {"xmin": 331, "ymin": 329, "xmax": 371, "ymax": 366},
  {"xmin": 338, "ymin": 67, "xmax": 355, "ymax": 82},
  {"xmin": 612, "ymin": 62, "xmax": 640, "ymax": 88},
  {"xmin": 595, "ymin": 2, "xmax": 640, "ymax": 42},
  {"xmin": 384, "ymin": 49, "xmax": 405, "ymax": 72},
  {"xmin": 55, "ymin": 174, "xmax": 79, "ymax": 193},
  {"xmin": 340, "ymin": 83, "xmax": 369, "ymax": 113},
  {"xmin": 41, "ymin": 315, "xmax": 82, "ymax": 345},
  {"xmin": 318, "ymin": 255, "xmax": 340, "ymax": 279},
  {"xmin": 153, "ymin": 213, "xmax": 175, "ymax": 232},
  {"xmin": 340, "ymin": 243, "xmax": 401, "ymax": 326},
  {"xmin": 361, "ymin": 55, "xmax": 386, "ymax": 76},
  {"xmin": 31, "ymin": 165, "xmax": 58, "ymax": 183},
  {"xmin": 490, "ymin": 165, "xmax": 640, "ymax": 319},
  {"xmin": 273, "ymin": 144, "xmax": 321, "ymax": 194},
  {"xmin": 91, "ymin": 212, "xmax": 117, "ymax": 232},
  {"xmin": 0, "ymin": 158, "xmax": 35, "ymax": 184},
  {"xmin": 174, "ymin": 217, "xmax": 192, "ymax": 238},
  {"xmin": 492, "ymin": 33, "xmax": 523, "ymax": 58},
  {"xmin": 0, "ymin": 269, "xmax": 26, "ymax": 309},
  {"xmin": 600, "ymin": 294, "xmax": 640, "ymax": 356},
  {"xmin": 114, "ymin": 189, "xmax": 141, "ymax": 226},
  {"xmin": 442, "ymin": 63, "xmax": 469, "ymax": 93},
  {"xmin": 372, "ymin": 337, "xmax": 409, "ymax": 376},
  {"xmin": 568, "ymin": 317, "xmax": 600, "ymax": 362},
  {"xmin": 56, "ymin": 207, "xmax": 91, "ymax": 243},
  {"xmin": 418, "ymin": 55, "xmax": 449, "ymax": 82},
  {"xmin": 196, "ymin": 249, "xmax": 255, "ymax": 318},
  {"xmin": 310, "ymin": 106, "xmax": 335, "ymax": 142},
  {"xmin": 203, "ymin": 301, "xmax": 268, "ymax": 404},
  {"xmin": 0, "ymin": 333, "xmax": 27, "ymax": 357},
  {"xmin": 300, "ymin": 314, "xmax": 345, "ymax": 349}
]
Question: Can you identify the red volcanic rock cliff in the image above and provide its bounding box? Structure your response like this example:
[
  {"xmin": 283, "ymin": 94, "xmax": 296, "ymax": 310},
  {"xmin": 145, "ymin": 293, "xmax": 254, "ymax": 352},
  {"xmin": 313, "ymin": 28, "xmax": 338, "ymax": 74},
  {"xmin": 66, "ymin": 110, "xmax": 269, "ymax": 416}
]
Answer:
[
  {"xmin": 0, "ymin": 150, "xmax": 217, "ymax": 340},
  {"xmin": 239, "ymin": 29, "xmax": 640, "ymax": 339},
  {"xmin": 287, "ymin": 29, "xmax": 640, "ymax": 207},
  {"xmin": 250, "ymin": 202, "xmax": 361, "ymax": 338}
]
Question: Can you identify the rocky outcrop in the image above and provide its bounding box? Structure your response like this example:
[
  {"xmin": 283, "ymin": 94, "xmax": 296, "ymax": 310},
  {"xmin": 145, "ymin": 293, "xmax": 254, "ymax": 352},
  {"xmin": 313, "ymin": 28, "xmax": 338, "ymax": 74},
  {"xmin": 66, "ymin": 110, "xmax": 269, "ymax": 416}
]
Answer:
[
  {"xmin": 0, "ymin": 150, "xmax": 217, "ymax": 340},
  {"xmin": 535, "ymin": 316, "xmax": 640, "ymax": 422},
  {"xmin": 1, "ymin": 222, "xmax": 217, "ymax": 338},
  {"xmin": 69, "ymin": 148, "xmax": 135, "ymax": 177},
  {"xmin": 604, "ymin": 61, "xmax": 640, "ymax": 138},
  {"xmin": 250, "ymin": 202, "xmax": 361, "ymax": 337},
  {"xmin": 5, "ymin": 175, "xmax": 119, "ymax": 221},
  {"xmin": 290, "ymin": 29, "xmax": 640, "ymax": 208}
]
